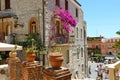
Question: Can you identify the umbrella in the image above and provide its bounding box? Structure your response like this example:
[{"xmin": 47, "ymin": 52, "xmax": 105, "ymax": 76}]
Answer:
[
  {"xmin": 0, "ymin": 42, "xmax": 23, "ymax": 51},
  {"xmin": 105, "ymin": 56, "xmax": 115, "ymax": 60}
]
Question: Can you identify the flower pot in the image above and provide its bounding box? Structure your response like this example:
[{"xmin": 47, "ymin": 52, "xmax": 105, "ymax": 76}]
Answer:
[
  {"xmin": 9, "ymin": 52, "xmax": 17, "ymax": 58},
  {"xmin": 49, "ymin": 53, "xmax": 64, "ymax": 68},
  {"xmin": 25, "ymin": 52, "xmax": 36, "ymax": 62}
]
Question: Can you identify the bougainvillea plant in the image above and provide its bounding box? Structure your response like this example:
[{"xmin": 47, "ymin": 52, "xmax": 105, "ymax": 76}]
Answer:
[
  {"xmin": 49, "ymin": 8, "xmax": 77, "ymax": 43},
  {"xmin": 51, "ymin": 8, "xmax": 77, "ymax": 33}
]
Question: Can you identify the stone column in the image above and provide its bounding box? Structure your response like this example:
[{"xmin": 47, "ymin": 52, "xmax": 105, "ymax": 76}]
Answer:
[
  {"xmin": 109, "ymin": 68, "xmax": 115, "ymax": 80},
  {"xmin": 43, "ymin": 67, "xmax": 72, "ymax": 80},
  {"xmin": 7, "ymin": 57, "xmax": 21, "ymax": 80},
  {"xmin": 21, "ymin": 61, "xmax": 42, "ymax": 80}
]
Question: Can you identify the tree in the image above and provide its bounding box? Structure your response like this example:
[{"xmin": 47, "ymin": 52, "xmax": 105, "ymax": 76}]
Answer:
[
  {"xmin": 113, "ymin": 31, "xmax": 120, "ymax": 53},
  {"xmin": 116, "ymin": 30, "xmax": 120, "ymax": 35},
  {"xmin": 113, "ymin": 30, "xmax": 120, "ymax": 49}
]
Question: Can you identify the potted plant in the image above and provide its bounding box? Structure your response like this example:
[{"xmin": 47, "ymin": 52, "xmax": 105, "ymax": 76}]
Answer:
[
  {"xmin": 20, "ymin": 33, "xmax": 44, "ymax": 62},
  {"xmin": 9, "ymin": 45, "xmax": 17, "ymax": 58},
  {"xmin": 48, "ymin": 7, "xmax": 77, "ymax": 68},
  {"xmin": 25, "ymin": 48, "xmax": 38, "ymax": 62},
  {"xmin": 49, "ymin": 46, "xmax": 64, "ymax": 68}
]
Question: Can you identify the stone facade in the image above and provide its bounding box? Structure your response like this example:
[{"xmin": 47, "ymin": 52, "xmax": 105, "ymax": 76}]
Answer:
[
  {"xmin": 46, "ymin": 0, "xmax": 88, "ymax": 79},
  {"xmin": 0, "ymin": 0, "xmax": 43, "ymax": 42},
  {"xmin": 0, "ymin": 0, "xmax": 88, "ymax": 79}
]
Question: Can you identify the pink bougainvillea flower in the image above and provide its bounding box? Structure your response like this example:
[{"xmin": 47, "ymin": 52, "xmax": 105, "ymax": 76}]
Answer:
[
  {"xmin": 53, "ymin": 8, "xmax": 77, "ymax": 33},
  {"xmin": 51, "ymin": 25, "xmax": 56, "ymax": 31},
  {"xmin": 63, "ymin": 23, "xmax": 71, "ymax": 33}
]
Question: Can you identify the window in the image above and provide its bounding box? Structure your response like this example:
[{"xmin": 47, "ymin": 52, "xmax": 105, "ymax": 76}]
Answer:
[
  {"xmin": 30, "ymin": 22, "xmax": 37, "ymax": 34},
  {"xmin": 76, "ymin": 27, "xmax": 78, "ymax": 38},
  {"xmin": 55, "ymin": 20, "xmax": 61, "ymax": 35},
  {"xmin": 81, "ymin": 29, "xmax": 82, "ymax": 38},
  {"xmin": 5, "ymin": 0, "xmax": 10, "ymax": 9},
  {"xmin": 77, "ymin": 48, "xmax": 80, "ymax": 59},
  {"xmin": 0, "ymin": 0, "xmax": 1, "ymax": 10},
  {"xmin": 76, "ymin": 8, "xmax": 78, "ymax": 17},
  {"xmin": 55, "ymin": 0, "xmax": 60, "ymax": 6},
  {"xmin": 83, "ymin": 27, "xmax": 86, "ymax": 38},
  {"xmin": 5, "ymin": 25, "xmax": 11, "ymax": 36},
  {"xmin": 82, "ymin": 64, "xmax": 84, "ymax": 72},
  {"xmin": 66, "ymin": 50, "xmax": 69, "ymax": 63},
  {"xmin": 65, "ymin": 0, "xmax": 68, "ymax": 10},
  {"xmin": 81, "ymin": 48, "xmax": 83, "ymax": 57}
]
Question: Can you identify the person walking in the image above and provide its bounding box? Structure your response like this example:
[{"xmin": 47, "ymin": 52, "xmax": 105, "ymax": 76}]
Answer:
[{"xmin": 89, "ymin": 65, "xmax": 91, "ymax": 74}]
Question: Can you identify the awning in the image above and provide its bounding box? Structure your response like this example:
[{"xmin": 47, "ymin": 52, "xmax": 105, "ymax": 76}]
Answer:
[{"xmin": 0, "ymin": 42, "xmax": 23, "ymax": 51}]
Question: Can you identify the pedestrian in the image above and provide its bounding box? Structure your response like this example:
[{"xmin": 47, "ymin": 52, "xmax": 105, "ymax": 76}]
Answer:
[
  {"xmin": 100, "ymin": 73, "xmax": 103, "ymax": 80},
  {"xmin": 89, "ymin": 65, "xmax": 91, "ymax": 74}
]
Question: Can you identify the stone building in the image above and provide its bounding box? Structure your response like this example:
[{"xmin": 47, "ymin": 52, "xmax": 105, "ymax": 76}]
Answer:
[
  {"xmin": 46, "ymin": 0, "xmax": 88, "ymax": 79},
  {"xmin": 0, "ymin": 0, "xmax": 88, "ymax": 79},
  {"xmin": 0, "ymin": 0, "xmax": 43, "ymax": 43}
]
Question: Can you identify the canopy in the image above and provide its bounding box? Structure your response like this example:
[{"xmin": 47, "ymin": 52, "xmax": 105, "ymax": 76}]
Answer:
[
  {"xmin": 0, "ymin": 42, "xmax": 23, "ymax": 51},
  {"xmin": 105, "ymin": 55, "xmax": 116, "ymax": 60}
]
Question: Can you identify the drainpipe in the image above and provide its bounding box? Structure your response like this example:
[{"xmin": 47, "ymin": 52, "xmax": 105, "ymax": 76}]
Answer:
[
  {"xmin": 2, "ymin": 18, "xmax": 4, "ymax": 41},
  {"xmin": 42, "ymin": 0, "xmax": 45, "ymax": 66},
  {"xmin": 83, "ymin": 23, "xmax": 88, "ymax": 78}
]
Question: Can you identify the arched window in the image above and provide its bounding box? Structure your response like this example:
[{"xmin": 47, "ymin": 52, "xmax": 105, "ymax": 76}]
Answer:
[
  {"xmin": 81, "ymin": 48, "xmax": 83, "ymax": 57},
  {"xmin": 30, "ymin": 21, "xmax": 37, "ymax": 34},
  {"xmin": 77, "ymin": 48, "xmax": 80, "ymax": 59},
  {"xmin": 81, "ymin": 29, "xmax": 82, "ymax": 38},
  {"xmin": 6, "ymin": 25, "xmax": 11, "ymax": 36},
  {"xmin": 56, "ymin": 20, "xmax": 61, "ymax": 35},
  {"xmin": 76, "ymin": 27, "xmax": 78, "ymax": 38}
]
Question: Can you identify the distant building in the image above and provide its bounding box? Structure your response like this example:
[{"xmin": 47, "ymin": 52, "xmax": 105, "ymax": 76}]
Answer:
[
  {"xmin": 87, "ymin": 36, "xmax": 103, "ymax": 56},
  {"xmin": 87, "ymin": 36, "xmax": 120, "ymax": 56}
]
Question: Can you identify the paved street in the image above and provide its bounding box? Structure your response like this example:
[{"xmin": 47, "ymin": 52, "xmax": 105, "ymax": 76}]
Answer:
[{"xmin": 84, "ymin": 61, "xmax": 109, "ymax": 80}]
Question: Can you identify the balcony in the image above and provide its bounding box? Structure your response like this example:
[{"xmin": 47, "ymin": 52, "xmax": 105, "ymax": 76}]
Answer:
[{"xmin": 55, "ymin": 36, "xmax": 67, "ymax": 44}]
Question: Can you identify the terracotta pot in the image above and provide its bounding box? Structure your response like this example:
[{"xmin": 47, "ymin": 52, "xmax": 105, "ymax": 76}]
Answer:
[
  {"xmin": 25, "ymin": 52, "xmax": 36, "ymax": 62},
  {"xmin": 9, "ymin": 52, "xmax": 17, "ymax": 58},
  {"xmin": 49, "ymin": 53, "xmax": 64, "ymax": 68}
]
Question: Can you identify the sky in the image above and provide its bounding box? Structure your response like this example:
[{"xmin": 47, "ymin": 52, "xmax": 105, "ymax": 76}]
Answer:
[{"xmin": 77, "ymin": 0, "xmax": 120, "ymax": 38}]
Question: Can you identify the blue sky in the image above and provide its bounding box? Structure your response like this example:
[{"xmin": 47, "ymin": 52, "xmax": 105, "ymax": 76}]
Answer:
[{"xmin": 77, "ymin": 0, "xmax": 120, "ymax": 38}]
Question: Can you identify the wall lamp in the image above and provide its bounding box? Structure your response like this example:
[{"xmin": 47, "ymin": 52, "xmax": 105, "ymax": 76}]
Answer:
[{"xmin": 13, "ymin": 15, "xmax": 24, "ymax": 28}]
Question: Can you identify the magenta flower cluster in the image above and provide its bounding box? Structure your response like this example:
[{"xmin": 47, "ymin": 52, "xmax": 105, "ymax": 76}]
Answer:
[{"xmin": 53, "ymin": 8, "xmax": 77, "ymax": 33}]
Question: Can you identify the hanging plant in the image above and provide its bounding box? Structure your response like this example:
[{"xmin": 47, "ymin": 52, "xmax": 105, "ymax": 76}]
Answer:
[
  {"xmin": 49, "ymin": 8, "xmax": 77, "ymax": 44},
  {"xmin": 53, "ymin": 8, "xmax": 77, "ymax": 33}
]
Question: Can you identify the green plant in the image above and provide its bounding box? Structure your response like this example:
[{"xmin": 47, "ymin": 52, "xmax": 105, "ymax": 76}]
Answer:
[
  {"xmin": 116, "ymin": 54, "xmax": 120, "ymax": 59},
  {"xmin": 50, "ymin": 45, "xmax": 62, "ymax": 55},
  {"xmin": 25, "ymin": 48, "xmax": 38, "ymax": 53},
  {"xmin": 10, "ymin": 45, "xmax": 17, "ymax": 53},
  {"xmin": 18, "ymin": 33, "xmax": 44, "ymax": 51},
  {"xmin": 93, "ymin": 53, "xmax": 101, "ymax": 57}
]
